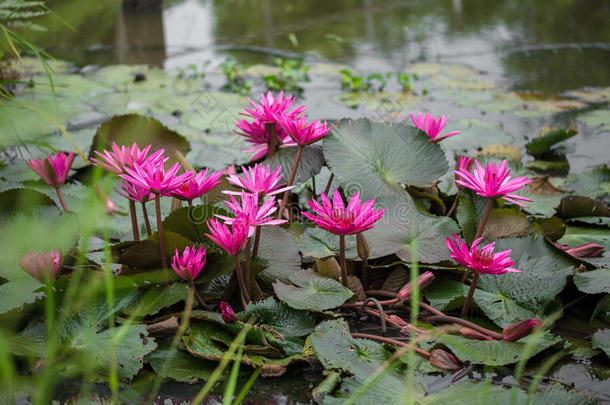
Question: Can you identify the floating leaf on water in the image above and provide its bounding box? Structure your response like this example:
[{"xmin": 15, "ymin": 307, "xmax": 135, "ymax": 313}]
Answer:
[
  {"xmin": 146, "ymin": 343, "xmax": 217, "ymax": 383},
  {"xmin": 578, "ymin": 109, "xmax": 610, "ymax": 130},
  {"xmin": 525, "ymin": 126, "xmax": 578, "ymax": 158},
  {"xmin": 563, "ymin": 165, "xmax": 610, "ymax": 204},
  {"xmin": 592, "ymin": 329, "xmax": 610, "ymax": 358},
  {"xmin": 441, "ymin": 118, "xmax": 513, "ymax": 152},
  {"xmin": 554, "ymin": 196, "xmax": 610, "ymax": 218},
  {"xmin": 324, "ymin": 118, "xmax": 449, "ymax": 200},
  {"xmin": 483, "ymin": 208, "xmax": 534, "ymax": 240},
  {"xmin": 257, "ymin": 226, "xmax": 302, "ymax": 286},
  {"xmin": 264, "ymin": 144, "xmax": 325, "ymax": 185},
  {"xmin": 298, "ymin": 226, "xmax": 358, "ymax": 260},
  {"xmin": 574, "ymin": 269, "xmax": 610, "ymax": 294},
  {"xmin": 273, "ymin": 270, "xmax": 353, "ymax": 311},
  {"xmin": 476, "ymin": 144, "xmax": 521, "ymax": 163}
]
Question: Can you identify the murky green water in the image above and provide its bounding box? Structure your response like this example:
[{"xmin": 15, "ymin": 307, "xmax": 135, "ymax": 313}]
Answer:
[{"xmin": 26, "ymin": 0, "xmax": 610, "ymax": 93}]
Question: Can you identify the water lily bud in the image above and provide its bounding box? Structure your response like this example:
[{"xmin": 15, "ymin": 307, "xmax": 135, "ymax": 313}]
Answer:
[
  {"xmin": 220, "ymin": 301, "xmax": 238, "ymax": 323},
  {"xmin": 429, "ymin": 349, "xmax": 460, "ymax": 370},
  {"xmin": 94, "ymin": 185, "xmax": 118, "ymax": 215},
  {"xmin": 503, "ymin": 319, "xmax": 543, "ymax": 341},
  {"xmin": 387, "ymin": 314, "xmax": 408, "ymax": 327},
  {"xmin": 398, "ymin": 324, "xmax": 427, "ymax": 337},
  {"xmin": 19, "ymin": 250, "xmax": 63, "ymax": 283},
  {"xmin": 356, "ymin": 232, "xmax": 370, "ymax": 260},
  {"xmin": 397, "ymin": 271, "xmax": 435, "ymax": 301},
  {"xmin": 459, "ymin": 326, "xmax": 494, "ymax": 340},
  {"xmin": 565, "ymin": 243, "xmax": 605, "ymax": 258}
]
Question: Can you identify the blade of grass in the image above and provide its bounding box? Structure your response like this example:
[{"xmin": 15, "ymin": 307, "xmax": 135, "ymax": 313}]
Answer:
[
  {"xmin": 191, "ymin": 315, "xmax": 258, "ymax": 405},
  {"xmin": 406, "ymin": 225, "xmax": 419, "ymax": 405},
  {"xmin": 233, "ymin": 368, "xmax": 261, "ymax": 405},
  {"xmin": 223, "ymin": 345, "xmax": 244, "ymax": 405}
]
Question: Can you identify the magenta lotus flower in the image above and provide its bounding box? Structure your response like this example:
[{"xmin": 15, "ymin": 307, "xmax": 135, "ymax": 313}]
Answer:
[
  {"xmin": 456, "ymin": 156, "xmax": 474, "ymax": 179},
  {"xmin": 19, "ymin": 250, "xmax": 62, "ymax": 282},
  {"xmin": 454, "ymin": 160, "xmax": 532, "ymax": 207},
  {"xmin": 26, "ymin": 151, "xmax": 74, "ymax": 188},
  {"xmin": 171, "ymin": 246, "xmax": 206, "ymax": 281},
  {"xmin": 120, "ymin": 161, "xmax": 195, "ymax": 196},
  {"xmin": 215, "ymin": 192, "xmax": 287, "ymax": 237},
  {"xmin": 117, "ymin": 181, "xmax": 153, "ymax": 203},
  {"xmin": 225, "ymin": 164, "xmax": 295, "ymax": 197},
  {"xmin": 446, "ymin": 233, "xmax": 520, "ymax": 275},
  {"xmin": 411, "ymin": 112, "xmax": 460, "ymax": 142},
  {"xmin": 277, "ymin": 115, "xmax": 331, "ymax": 146},
  {"xmin": 205, "ymin": 219, "xmax": 249, "ymax": 256},
  {"xmin": 91, "ymin": 142, "xmax": 166, "ymax": 174},
  {"xmin": 302, "ymin": 191, "xmax": 386, "ymax": 236},
  {"xmin": 220, "ymin": 301, "xmax": 238, "ymax": 323},
  {"xmin": 171, "ymin": 169, "xmax": 223, "ymax": 201},
  {"xmin": 243, "ymin": 91, "xmax": 305, "ymax": 123}
]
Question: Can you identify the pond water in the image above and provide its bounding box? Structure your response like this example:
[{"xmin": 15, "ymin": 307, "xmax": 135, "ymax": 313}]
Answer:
[{"xmin": 11, "ymin": 1, "xmax": 610, "ymax": 403}]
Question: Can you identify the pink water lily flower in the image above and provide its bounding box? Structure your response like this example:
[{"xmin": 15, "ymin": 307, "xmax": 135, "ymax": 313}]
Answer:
[
  {"xmin": 120, "ymin": 161, "xmax": 195, "ymax": 196},
  {"xmin": 91, "ymin": 142, "xmax": 166, "ymax": 174},
  {"xmin": 19, "ymin": 250, "xmax": 63, "ymax": 283},
  {"xmin": 454, "ymin": 160, "xmax": 532, "ymax": 207},
  {"xmin": 242, "ymin": 91, "xmax": 305, "ymax": 123},
  {"xmin": 215, "ymin": 192, "xmax": 287, "ymax": 237},
  {"xmin": 205, "ymin": 219, "xmax": 249, "ymax": 256},
  {"xmin": 171, "ymin": 169, "xmax": 223, "ymax": 201},
  {"xmin": 303, "ymin": 190, "xmax": 386, "ymax": 236},
  {"xmin": 117, "ymin": 181, "xmax": 153, "ymax": 203},
  {"xmin": 171, "ymin": 246, "xmax": 206, "ymax": 281},
  {"xmin": 225, "ymin": 164, "xmax": 295, "ymax": 197},
  {"xmin": 277, "ymin": 115, "xmax": 331, "ymax": 146},
  {"xmin": 26, "ymin": 151, "xmax": 74, "ymax": 188},
  {"xmin": 446, "ymin": 233, "xmax": 520, "ymax": 275},
  {"xmin": 236, "ymin": 118, "xmax": 285, "ymax": 161},
  {"xmin": 411, "ymin": 112, "xmax": 460, "ymax": 142}
]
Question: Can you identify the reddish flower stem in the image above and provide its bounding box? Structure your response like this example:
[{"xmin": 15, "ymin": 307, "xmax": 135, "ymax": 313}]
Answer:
[
  {"xmin": 190, "ymin": 280, "xmax": 207, "ymax": 308},
  {"xmin": 446, "ymin": 188, "xmax": 461, "ymax": 217},
  {"xmin": 351, "ymin": 333, "xmax": 431, "ymax": 357},
  {"xmin": 342, "ymin": 298, "xmax": 399, "ymax": 308},
  {"xmin": 324, "ymin": 173, "xmax": 334, "ymax": 195},
  {"xmin": 155, "ymin": 194, "xmax": 167, "ymax": 269},
  {"xmin": 234, "ymin": 254, "xmax": 250, "ymax": 305},
  {"xmin": 141, "ymin": 202, "xmax": 152, "ymax": 237},
  {"xmin": 339, "ymin": 234, "xmax": 348, "ymax": 286},
  {"xmin": 366, "ymin": 290, "xmax": 399, "ymax": 299},
  {"xmin": 460, "ymin": 272, "xmax": 479, "ymax": 317},
  {"xmin": 277, "ymin": 145, "xmax": 304, "ymax": 219},
  {"xmin": 188, "ymin": 200, "xmax": 193, "ymax": 208},
  {"xmin": 129, "ymin": 200, "xmax": 140, "ymax": 241},
  {"xmin": 251, "ymin": 226, "xmax": 261, "ymax": 259},
  {"xmin": 55, "ymin": 187, "xmax": 70, "ymax": 212},
  {"xmin": 425, "ymin": 314, "xmax": 501, "ymax": 340}
]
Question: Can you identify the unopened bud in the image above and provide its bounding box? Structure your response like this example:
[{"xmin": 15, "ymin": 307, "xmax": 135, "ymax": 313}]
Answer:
[
  {"xmin": 397, "ymin": 271, "xmax": 435, "ymax": 301},
  {"xmin": 220, "ymin": 301, "xmax": 238, "ymax": 323},
  {"xmin": 459, "ymin": 326, "xmax": 494, "ymax": 340},
  {"xmin": 503, "ymin": 319, "xmax": 543, "ymax": 342},
  {"xmin": 429, "ymin": 349, "xmax": 460, "ymax": 370},
  {"xmin": 19, "ymin": 250, "xmax": 63, "ymax": 283},
  {"xmin": 356, "ymin": 232, "xmax": 370, "ymax": 260},
  {"xmin": 565, "ymin": 243, "xmax": 605, "ymax": 258}
]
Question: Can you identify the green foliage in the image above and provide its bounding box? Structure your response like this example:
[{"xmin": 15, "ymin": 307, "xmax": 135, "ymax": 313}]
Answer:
[
  {"xmin": 273, "ymin": 270, "xmax": 354, "ymax": 311},
  {"xmin": 220, "ymin": 56, "xmax": 253, "ymax": 95},
  {"xmin": 263, "ymin": 57, "xmax": 310, "ymax": 93}
]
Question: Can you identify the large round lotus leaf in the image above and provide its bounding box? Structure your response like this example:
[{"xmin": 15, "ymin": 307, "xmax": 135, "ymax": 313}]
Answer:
[
  {"xmin": 88, "ymin": 114, "xmax": 190, "ymax": 164},
  {"xmin": 257, "ymin": 226, "xmax": 302, "ymax": 286},
  {"xmin": 442, "ymin": 118, "xmax": 513, "ymax": 152},
  {"xmin": 477, "ymin": 235, "xmax": 579, "ymax": 312},
  {"xmin": 147, "ymin": 343, "xmax": 216, "ymax": 383},
  {"xmin": 323, "ymin": 118, "xmax": 449, "ymax": 200},
  {"xmin": 366, "ymin": 194, "xmax": 459, "ymax": 263},
  {"xmin": 574, "ymin": 270, "xmax": 610, "ymax": 294},
  {"xmin": 273, "ymin": 270, "xmax": 353, "ymax": 311},
  {"xmin": 562, "ymin": 165, "xmax": 610, "ymax": 204},
  {"xmin": 264, "ymin": 144, "xmax": 325, "ymax": 185},
  {"xmin": 437, "ymin": 332, "xmax": 560, "ymax": 366}
]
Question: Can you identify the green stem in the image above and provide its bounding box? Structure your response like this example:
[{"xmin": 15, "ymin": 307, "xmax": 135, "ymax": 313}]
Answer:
[{"xmin": 155, "ymin": 194, "xmax": 167, "ymax": 269}]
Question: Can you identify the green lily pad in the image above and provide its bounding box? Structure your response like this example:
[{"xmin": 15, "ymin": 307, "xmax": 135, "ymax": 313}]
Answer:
[
  {"xmin": 482, "ymin": 208, "xmax": 534, "ymax": 240},
  {"xmin": 442, "ymin": 118, "xmax": 514, "ymax": 153},
  {"xmin": 146, "ymin": 344, "xmax": 217, "ymax": 383},
  {"xmin": 264, "ymin": 144, "xmax": 325, "ymax": 185},
  {"xmin": 297, "ymin": 226, "xmax": 358, "ymax": 260},
  {"xmin": 257, "ymin": 226, "xmax": 302, "ymax": 286},
  {"xmin": 366, "ymin": 195, "xmax": 460, "ymax": 263},
  {"xmin": 308, "ymin": 319, "xmax": 386, "ymax": 370},
  {"xmin": 579, "ymin": 109, "xmax": 610, "ymax": 130},
  {"xmin": 574, "ymin": 270, "xmax": 610, "ymax": 294},
  {"xmin": 563, "ymin": 165, "xmax": 610, "ymax": 204},
  {"xmin": 323, "ymin": 118, "xmax": 449, "ymax": 200},
  {"xmin": 592, "ymin": 329, "xmax": 610, "ymax": 359},
  {"xmin": 240, "ymin": 297, "xmax": 314, "ymax": 338},
  {"xmin": 273, "ymin": 270, "xmax": 353, "ymax": 311},
  {"xmin": 88, "ymin": 114, "xmax": 191, "ymax": 165},
  {"xmin": 0, "ymin": 188, "xmax": 58, "ymax": 218},
  {"xmin": 125, "ymin": 283, "xmax": 189, "ymax": 317},
  {"xmin": 0, "ymin": 277, "xmax": 44, "ymax": 315},
  {"xmin": 162, "ymin": 204, "xmax": 229, "ymax": 246},
  {"xmin": 437, "ymin": 332, "xmax": 560, "ymax": 365},
  {"xmin": 477, "ymin": 235, "xmax": 579, "ymax": 313},
  {"xmin": 525, "ymin": 127, "xmax": 578, "ymax": 158}
]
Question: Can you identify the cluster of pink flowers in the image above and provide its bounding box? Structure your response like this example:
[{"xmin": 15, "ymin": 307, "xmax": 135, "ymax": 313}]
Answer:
[{"xmin": 235, "ymin": 91, "xmax": 331, "ymax": 161}]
